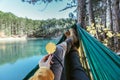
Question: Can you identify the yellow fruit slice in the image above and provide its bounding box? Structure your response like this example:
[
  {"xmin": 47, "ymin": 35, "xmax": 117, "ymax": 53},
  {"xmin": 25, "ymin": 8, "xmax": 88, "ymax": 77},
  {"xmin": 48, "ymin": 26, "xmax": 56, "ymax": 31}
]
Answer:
[{"xmin": 46, "ymin": 42, "xmax": 56, "ymax": 54}]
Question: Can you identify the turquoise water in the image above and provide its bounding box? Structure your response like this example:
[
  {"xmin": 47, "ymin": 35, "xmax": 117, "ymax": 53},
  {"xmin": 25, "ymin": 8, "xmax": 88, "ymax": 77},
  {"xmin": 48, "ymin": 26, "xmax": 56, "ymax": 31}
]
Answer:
[{"xmin": 0, "ymin": 38, "xmax": 57, "ymax": 80}]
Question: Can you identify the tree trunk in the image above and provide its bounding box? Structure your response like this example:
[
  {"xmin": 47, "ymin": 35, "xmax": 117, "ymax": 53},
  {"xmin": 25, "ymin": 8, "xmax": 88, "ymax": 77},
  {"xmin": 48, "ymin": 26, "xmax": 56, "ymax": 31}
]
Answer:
[
  {"xmin": 112, "ymin": 0, "xmax": 120, "ymax": 51},
  {"xmin": 106, "ymin": 0, "xmax": 114, "ymax": 50},
  {"xmin": 107, "ymin": 0, "xmax": 113, "ymax": 30},
  {"xmin": 11, "ymin": 22, "xmax": 13, "ymax": 36},
  {"xmin": 102, "ymin": 0, "xmax": 107, "ymax": 28},
  {"xmin": 119, "ymin": 0, "xmax": 120, "ymax": 51},
  {"xmin": 112, "ymin": 0, "xmax": 120, "ymax": 32},
  {"xmin": 119, "ymin": 0, "xmax": 120, "ymax": 8},
  {"xmin": 104, "ymin": 10, "xmax": 107, "ymax": 28},
  {"xmin": 87, "ymin": 0, "xmax": 95, "ymax": 25},
  {"xmin": 77, "ymin": 0, "xmax": 86, "ymax": 29}
]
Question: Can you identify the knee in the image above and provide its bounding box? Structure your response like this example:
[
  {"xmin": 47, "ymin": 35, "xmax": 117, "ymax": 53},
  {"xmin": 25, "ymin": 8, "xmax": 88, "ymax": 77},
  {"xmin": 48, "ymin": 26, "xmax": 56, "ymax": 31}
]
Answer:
[{"xmin": 69, "ymin": 50, "xmax": 79, "ymax": 57}]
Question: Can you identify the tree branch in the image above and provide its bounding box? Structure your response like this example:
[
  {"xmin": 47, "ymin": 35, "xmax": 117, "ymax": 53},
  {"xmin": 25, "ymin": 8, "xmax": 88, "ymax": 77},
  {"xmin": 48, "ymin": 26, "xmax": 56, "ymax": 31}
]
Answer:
[{"xmin": 59, "ymin": 4, "xmax": 77, "ymax": 12}]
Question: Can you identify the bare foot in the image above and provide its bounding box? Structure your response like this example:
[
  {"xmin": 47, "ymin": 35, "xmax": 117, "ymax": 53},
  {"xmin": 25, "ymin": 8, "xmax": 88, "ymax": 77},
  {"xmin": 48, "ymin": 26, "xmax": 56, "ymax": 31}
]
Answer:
[{"xmin": 65, "ymin": 28, "xmax": 78, "ymax": 44}]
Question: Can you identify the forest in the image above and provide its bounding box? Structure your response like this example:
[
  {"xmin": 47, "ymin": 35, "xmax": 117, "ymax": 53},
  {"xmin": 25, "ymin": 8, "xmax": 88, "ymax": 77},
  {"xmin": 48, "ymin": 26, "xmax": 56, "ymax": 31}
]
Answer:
[{"xmin": 0, "ymin": 11, "xmax": 75, "ymax": 38}]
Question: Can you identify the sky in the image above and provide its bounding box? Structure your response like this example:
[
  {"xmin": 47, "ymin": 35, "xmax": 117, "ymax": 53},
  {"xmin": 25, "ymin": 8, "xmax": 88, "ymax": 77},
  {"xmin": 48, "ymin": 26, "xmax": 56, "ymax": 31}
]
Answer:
[{"xmin": 0, "ymin": 0, "xmax": 76, "ymax": 20}]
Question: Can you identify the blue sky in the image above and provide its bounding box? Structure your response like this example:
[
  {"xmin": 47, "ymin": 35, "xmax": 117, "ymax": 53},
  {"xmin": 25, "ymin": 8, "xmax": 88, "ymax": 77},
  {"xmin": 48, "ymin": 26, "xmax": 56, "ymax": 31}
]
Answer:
[{"xmin": 0, "ymin": 0, "xmax": 76, "ymax": 20}]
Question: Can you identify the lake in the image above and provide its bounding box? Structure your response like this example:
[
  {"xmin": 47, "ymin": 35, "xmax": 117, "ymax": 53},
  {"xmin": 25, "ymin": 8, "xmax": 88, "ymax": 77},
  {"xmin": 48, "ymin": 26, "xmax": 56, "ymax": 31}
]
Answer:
[{"xmin": 0, "ymin": 38, "xmax": 58, "ymax": 80}]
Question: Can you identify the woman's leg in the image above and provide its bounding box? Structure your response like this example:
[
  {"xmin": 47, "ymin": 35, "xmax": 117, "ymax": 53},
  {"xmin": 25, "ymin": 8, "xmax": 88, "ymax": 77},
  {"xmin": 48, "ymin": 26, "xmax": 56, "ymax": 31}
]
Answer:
[
  {"xmin": 50, "ymin": 39, "xmax": 72, "ymax": 80},
  {"xmin": 68, "ymin": 49, "xmax": 89, "ymax": 80},
  {"xmin": 50, "ymin": 28, "xmax": 78, "ymax": 80}
]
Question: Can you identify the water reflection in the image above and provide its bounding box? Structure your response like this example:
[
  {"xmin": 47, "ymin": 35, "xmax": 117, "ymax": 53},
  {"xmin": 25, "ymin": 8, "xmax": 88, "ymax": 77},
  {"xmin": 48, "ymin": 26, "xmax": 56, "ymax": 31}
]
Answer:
[
  {"xmin": 0, "ymin": 39, "xmax": 57, "ymax": 65},
  {"xmin": 0, "ymin": 38, "xmax": 57, "ymax": 80}
]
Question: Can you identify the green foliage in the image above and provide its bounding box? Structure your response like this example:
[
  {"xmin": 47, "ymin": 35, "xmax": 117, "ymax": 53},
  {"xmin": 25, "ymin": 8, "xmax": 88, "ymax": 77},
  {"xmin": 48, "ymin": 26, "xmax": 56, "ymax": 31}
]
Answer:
[
  {"xmin": 86, "ymin": 23, "xmax": 120, "ymax": 48},
  {"xmin": 0, "ymin": 11, "xmax": 75, "ymax": 38}
]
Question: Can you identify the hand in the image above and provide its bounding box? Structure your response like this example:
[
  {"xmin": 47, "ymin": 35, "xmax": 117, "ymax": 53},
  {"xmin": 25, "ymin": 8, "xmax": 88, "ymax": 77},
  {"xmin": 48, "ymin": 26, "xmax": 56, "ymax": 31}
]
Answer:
[{"xmin": 39, "ymin": 54, "xmax": 53, "ymax": 69}]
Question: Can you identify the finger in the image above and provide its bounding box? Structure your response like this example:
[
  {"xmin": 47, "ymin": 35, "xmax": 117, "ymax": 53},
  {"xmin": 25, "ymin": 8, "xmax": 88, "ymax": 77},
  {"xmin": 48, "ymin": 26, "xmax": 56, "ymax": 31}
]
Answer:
[
  {"xmin": 50, "ymin": 60, "xmax": 54, "ymax": 64},
  {"xmin": 40, "ymin": 55, "xmax": 50, "ymax": 62},
  {"xmin": 46, "ymin": 55, "xmax": 53, "ymax": 64}
]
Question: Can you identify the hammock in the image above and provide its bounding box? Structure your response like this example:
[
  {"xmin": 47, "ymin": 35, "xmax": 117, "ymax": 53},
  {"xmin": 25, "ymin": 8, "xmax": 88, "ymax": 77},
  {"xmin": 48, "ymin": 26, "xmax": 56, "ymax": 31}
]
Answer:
[{"xmin": 23, "ymin": 24, "xmax": 120, "ymax": 80}]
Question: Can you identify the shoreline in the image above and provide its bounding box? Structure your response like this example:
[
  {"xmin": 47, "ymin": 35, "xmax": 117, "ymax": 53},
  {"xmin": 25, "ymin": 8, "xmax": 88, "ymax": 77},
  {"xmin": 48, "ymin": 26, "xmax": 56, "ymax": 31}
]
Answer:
[
  {"xmin": 0, "ymin": 37, "xmax": 120, "ymax": 55},
  {"xmin": 0, "ymin": 37, "xmax": 59, "ymax": 42},
  {"xmin": 0, "ymin": 37, "xmax": 27, "ymax": 41}
]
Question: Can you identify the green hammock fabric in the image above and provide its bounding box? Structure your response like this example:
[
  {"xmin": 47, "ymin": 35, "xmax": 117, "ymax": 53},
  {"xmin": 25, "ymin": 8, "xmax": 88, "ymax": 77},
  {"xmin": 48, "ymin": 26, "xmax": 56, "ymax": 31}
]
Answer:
[
  {"xmin": 76, "ymin": 24, "xmax": 120, "ymax": 80},
  {"xmin": 23, "ymin": 24, "xmax": 120, "ymax": 80}
]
